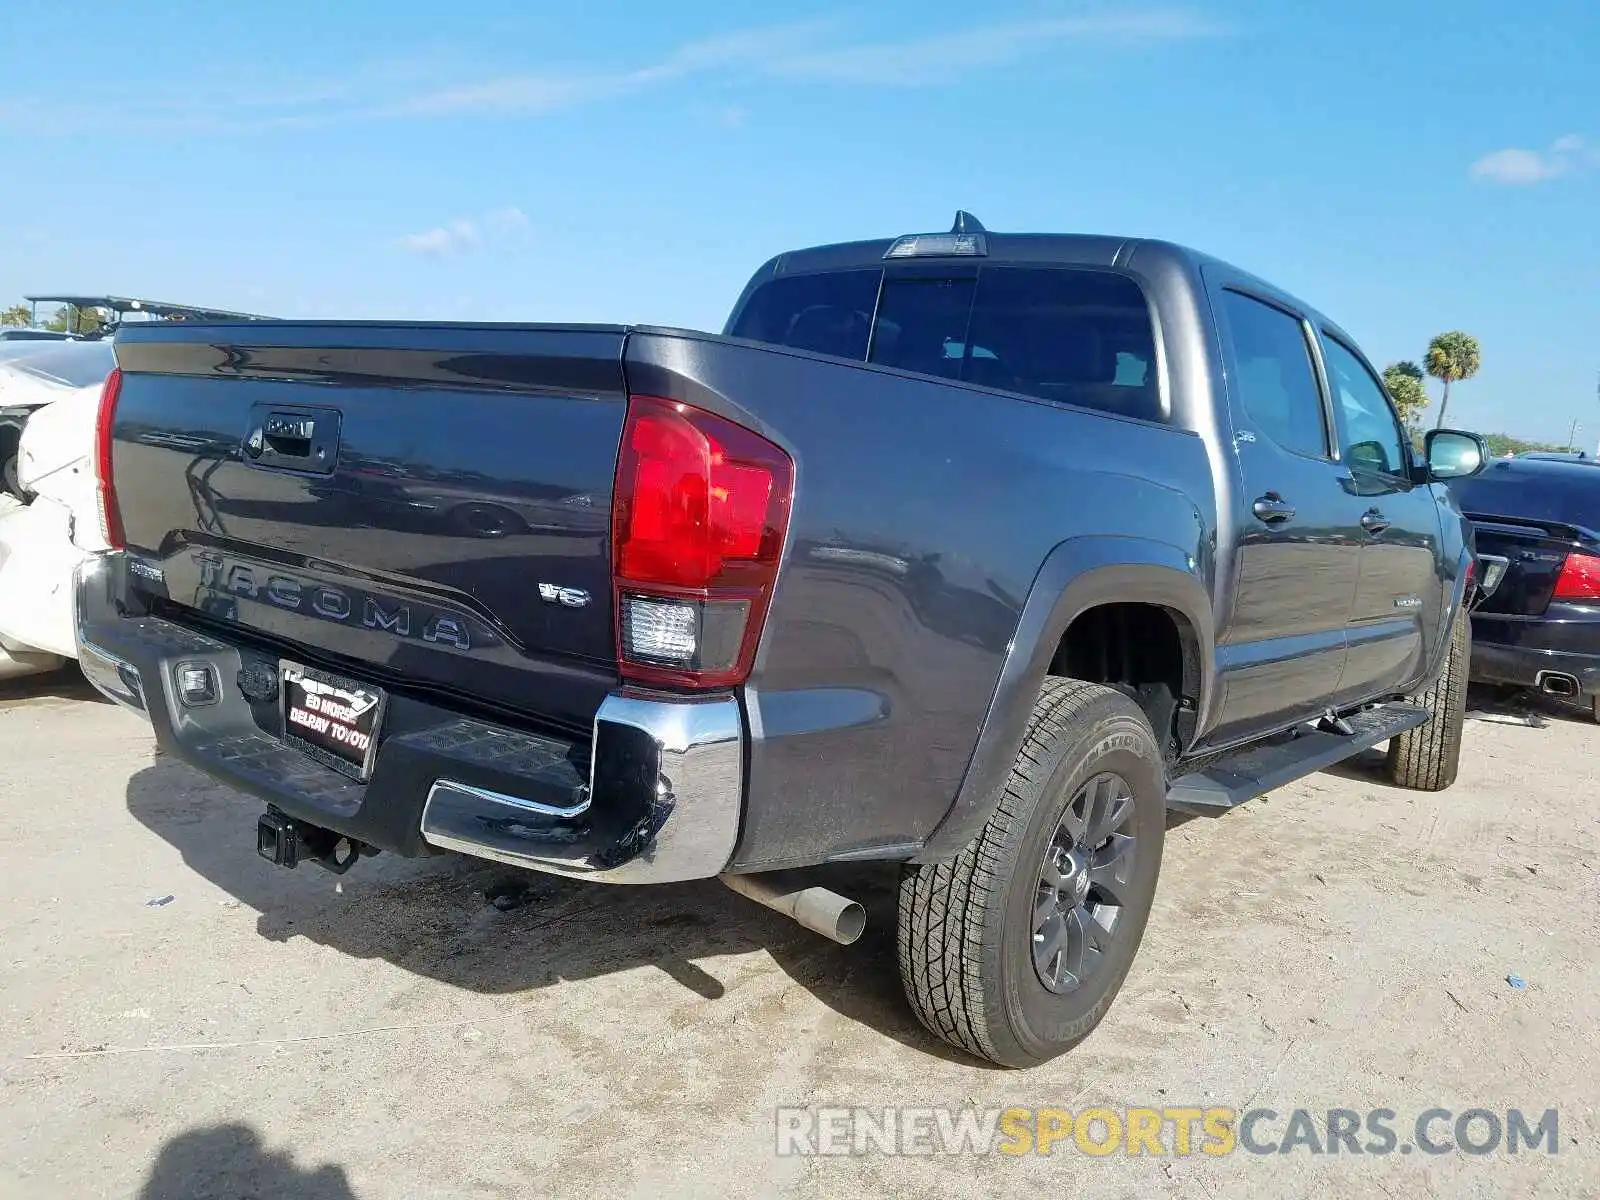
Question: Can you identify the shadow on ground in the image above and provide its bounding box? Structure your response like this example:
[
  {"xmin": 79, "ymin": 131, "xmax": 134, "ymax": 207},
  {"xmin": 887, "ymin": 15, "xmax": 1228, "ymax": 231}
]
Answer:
[
  {"xmin": 1467, "ymin": 681, "xmax": 1596, "ymax": 726},
  {"xmin": 125, "ymin": 759, "xmax": 981, "ymax": 1066},
  {"xmin": 138, "ymin": 1123, "xmax": 354, "ymax": 1200},
  {"xmin": 0, "ymin": 664, "xmax": 106, "ymax": 709},
  {"xmin": 1317, "ymin": 745, "xmax": 1398, "ymax": 786}
]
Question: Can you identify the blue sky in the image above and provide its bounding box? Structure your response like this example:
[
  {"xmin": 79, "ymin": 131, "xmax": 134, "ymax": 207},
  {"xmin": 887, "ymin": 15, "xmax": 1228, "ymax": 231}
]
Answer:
[{"xmin": 2, "ymin": 0, "xmax": 1596, "ymax": 444}]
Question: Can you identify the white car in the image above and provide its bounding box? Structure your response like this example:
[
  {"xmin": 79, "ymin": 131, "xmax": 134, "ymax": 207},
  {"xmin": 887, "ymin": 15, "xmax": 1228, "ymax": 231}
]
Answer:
[
  {"xmin": 0, "ymin": 346, "xmax": 115, "ymax": 680},
  {"xmin": 1, "ymin": 340, "xmax": 117, "ymax": 497},
  {"xmin": 0, "ymin": 299, "xmax": 269, "ymax": 680}
]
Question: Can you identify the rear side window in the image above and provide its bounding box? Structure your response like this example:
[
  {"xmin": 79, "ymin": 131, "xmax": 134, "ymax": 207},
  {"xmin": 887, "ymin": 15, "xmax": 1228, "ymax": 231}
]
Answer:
[
  {"xmin": 962, "ymin": 268, "xmax": 1158, "ymax": 420},
  {"xmin": 732, "ymin": 264, "xmax": 1162, "ymax": 421},
  {"xmin": 1220, "ymin": 291, "xmax": 1328, "ymax": 458},
  {"xmin": 868, "ymin": 269, "xmax": 1158, "ymax": 419},
  {"xmin": 728, "ymin": 270, "xmax": 879, "ymax": 361}
]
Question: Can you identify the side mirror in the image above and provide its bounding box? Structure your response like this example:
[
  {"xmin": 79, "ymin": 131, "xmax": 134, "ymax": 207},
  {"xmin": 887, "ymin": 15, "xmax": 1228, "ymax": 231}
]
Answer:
[{"xmin": 1425, "ymin": 429, "xmax": 1486, "ymax": 480}]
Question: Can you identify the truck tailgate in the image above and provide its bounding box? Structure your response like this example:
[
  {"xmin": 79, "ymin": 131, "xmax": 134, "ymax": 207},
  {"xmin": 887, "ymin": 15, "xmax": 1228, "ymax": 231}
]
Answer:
[{"xmin": 110, "ymin": 323, "xmax": 629, "ymax": 730}]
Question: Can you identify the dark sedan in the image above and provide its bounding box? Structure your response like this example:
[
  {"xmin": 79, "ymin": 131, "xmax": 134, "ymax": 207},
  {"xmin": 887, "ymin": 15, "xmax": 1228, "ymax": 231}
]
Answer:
[{"xmin": 1450, "ymin": 456, "xmax": 1600, "ymax": 722}]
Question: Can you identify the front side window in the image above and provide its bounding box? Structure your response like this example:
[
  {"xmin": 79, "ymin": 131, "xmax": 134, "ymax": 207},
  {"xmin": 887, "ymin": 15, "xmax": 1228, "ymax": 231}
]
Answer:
[
  {"xmin": 1322, "ymin": 335, "xmax": 1408, "ymax": 478},
  {"xmin": 1219, "ymin": 291, "xmax": 1328, "ymax": 459}
]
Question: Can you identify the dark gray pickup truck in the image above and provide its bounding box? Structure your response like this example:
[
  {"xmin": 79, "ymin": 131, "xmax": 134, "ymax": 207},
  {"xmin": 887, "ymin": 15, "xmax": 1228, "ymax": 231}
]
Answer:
[{"xmin": 76, "ymin": 213, "xmax": 1490, "ymax": 1067}]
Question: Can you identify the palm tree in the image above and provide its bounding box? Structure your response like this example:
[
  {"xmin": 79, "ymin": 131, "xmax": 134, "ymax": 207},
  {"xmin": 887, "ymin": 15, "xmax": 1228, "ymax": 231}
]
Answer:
[
  {"xmin": 1425, "ymin": 332, "xmax": 1482, "ymax": 429},
  {"xmin": 1382, "ymin": 361, "xmax": 1429, "ymax": 428}
]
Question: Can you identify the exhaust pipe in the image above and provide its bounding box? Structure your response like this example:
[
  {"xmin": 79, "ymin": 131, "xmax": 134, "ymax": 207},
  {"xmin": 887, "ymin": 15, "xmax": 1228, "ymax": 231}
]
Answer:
[
  {"xmin": 1537, "ymin": 671, "xmax": 1580, "ymax": 698},
  {"xmin": 720, "ymin": 871, "xmax": 866, "ymax": 945}
]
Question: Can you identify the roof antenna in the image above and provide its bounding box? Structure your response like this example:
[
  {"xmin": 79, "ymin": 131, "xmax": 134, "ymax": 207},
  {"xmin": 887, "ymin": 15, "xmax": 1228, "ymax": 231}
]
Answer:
[{"xmin": 951, "ymin": 210, "xmax": 986, "ymax": 235}]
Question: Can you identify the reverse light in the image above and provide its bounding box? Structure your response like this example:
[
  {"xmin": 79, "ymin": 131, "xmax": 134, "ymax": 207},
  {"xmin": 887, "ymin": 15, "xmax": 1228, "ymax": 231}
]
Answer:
[
  {"xmin": 93, "ymin": 367, "xmax": 125, "ymax": 550},
  {"xmin": 622, "ymin": 596, "xmax": 699, "ymax": 663},
  {"xmin": 612, "ymin": 396, "xmax": 793, "ymax": 688},
  {"xmin": 1552, "ymin": 551, "xmax": 1600, "ymax": 601}
]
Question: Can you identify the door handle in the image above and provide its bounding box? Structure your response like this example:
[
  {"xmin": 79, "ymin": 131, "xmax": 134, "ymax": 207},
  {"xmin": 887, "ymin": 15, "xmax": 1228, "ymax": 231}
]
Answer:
[
  {"xmin": 1251, "ymin": 494, "xmax": 1296, "ymax": 524},
  {"xmin": 1360, "ymin": 509, "xmax": 1391, "ymax": 535}
]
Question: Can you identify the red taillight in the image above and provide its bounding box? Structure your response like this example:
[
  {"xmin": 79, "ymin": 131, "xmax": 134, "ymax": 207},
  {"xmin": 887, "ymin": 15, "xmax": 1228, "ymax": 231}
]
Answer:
[
  {"xmin": 94, "ymin": 367, "xmax": 125, "ymax": 550},
  {"xmin": 1552, "ymin": 551, "xmax": 1600, "ymax": 601},
  {"xmin": 612, "ymin": 395, "xmax": 793, "ymax": 688}
]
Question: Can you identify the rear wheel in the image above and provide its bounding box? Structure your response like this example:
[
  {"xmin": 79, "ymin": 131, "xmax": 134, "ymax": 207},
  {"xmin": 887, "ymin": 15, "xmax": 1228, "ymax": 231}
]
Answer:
[
  {"xmin": 897, "ymin": 679, "xmax": 1166, "ymax": 1068},
  {"xmin": 1385, "ymin": 604, "xmax": 1469, "ymax": 791}
]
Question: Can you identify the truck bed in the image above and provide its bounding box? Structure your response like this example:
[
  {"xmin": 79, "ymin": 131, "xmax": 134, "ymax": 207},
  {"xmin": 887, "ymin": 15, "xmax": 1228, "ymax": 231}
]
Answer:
[{"xmin": 107, "ymin": 315, "xmax": 1214, "ymax": 868}]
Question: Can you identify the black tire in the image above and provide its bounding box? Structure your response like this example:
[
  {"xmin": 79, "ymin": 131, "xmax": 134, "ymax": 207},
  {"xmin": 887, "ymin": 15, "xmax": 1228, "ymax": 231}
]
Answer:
[
  {"xmin": 897, "ymin": 678, "xmax": 1166, "ymax": 1068},
  {"xmin": 1385, "ymin": 604, "xmax": 1469, "ymax": 791},
  {"xmin": 1, "ymin": 429, "xmax": 24, "ymax": 503}
]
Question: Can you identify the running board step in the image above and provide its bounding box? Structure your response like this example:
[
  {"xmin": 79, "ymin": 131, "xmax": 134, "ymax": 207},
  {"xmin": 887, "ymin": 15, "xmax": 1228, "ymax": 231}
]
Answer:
[{"xmin": 1166, "ymin": 703, "xmax": 1430, "ymax": 815}]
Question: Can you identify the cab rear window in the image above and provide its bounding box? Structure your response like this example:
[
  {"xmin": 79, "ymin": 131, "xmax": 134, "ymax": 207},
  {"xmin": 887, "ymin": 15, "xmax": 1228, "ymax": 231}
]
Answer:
[
  {"xmin": 728, "ymin": 266, "xmax": 1161, "ymax": 422},
  {"xmin": 727, "ymin": 270, "xmax": 879, "ymax": 361}
]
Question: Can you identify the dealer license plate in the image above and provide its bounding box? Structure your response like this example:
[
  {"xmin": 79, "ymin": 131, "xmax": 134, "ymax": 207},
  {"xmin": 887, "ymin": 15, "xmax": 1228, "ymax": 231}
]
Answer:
[{"xmin": 280, "ymin": 661, "xmax": 387, "ymax": 781}]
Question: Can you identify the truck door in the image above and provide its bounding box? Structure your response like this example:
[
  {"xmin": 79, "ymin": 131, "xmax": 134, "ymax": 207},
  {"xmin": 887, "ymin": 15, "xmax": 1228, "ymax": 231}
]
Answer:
[
  {"xmin": 1317, "ymin": 331, "xmax": 1443, "ymax": 705},
  {"xmin": 1206, "ymin": 285, "xmax": 1362, "ymax": 747}
]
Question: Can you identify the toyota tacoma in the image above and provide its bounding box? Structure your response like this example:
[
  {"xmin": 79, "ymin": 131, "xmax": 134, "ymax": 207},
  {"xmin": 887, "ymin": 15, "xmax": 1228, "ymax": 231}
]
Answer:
[{"xmin": 75, "ymin": 213, "xmax": 1489, "ymax": 1066}]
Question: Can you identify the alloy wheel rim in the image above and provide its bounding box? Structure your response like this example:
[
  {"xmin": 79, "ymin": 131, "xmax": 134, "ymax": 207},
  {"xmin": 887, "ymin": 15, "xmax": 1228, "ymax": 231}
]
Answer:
[{"xmin": 1031, "ymin": 771, "xmax": 1138, "ymax": 994}]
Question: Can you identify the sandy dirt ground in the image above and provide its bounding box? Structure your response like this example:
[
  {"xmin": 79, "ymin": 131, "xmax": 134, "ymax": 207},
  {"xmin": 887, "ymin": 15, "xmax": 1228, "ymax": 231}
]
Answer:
[{"xmin": 1, "ymin": 671, "xmax": 1596, "ymax": 1199}]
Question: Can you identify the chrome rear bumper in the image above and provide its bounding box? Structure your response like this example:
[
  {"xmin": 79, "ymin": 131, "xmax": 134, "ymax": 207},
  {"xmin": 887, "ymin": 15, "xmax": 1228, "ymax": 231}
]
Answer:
[
  {"xmin": 419, "ymin": 693, "xmax": 744, "ymax": 883},
  {"xmin": 75, "ymin": 552, "xmax": 747, "ymax": 883}
]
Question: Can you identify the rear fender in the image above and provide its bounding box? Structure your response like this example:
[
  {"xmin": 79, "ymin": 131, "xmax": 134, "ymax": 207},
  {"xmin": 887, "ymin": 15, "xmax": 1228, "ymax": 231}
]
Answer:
[{"xmin": 914, "ymin": 536, "xmax": 1214, "ymax": 862}]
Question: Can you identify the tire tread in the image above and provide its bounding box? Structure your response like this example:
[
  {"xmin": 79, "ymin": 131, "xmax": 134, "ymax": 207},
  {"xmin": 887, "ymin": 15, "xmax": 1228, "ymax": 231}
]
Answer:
[
  {"xmin": 1385, "ymin": 605, "xmax": 1468, "ymax": 791},
  {"xmin": 898, "ymin": 678, "xmax": 1119, "ymax": 1063}
]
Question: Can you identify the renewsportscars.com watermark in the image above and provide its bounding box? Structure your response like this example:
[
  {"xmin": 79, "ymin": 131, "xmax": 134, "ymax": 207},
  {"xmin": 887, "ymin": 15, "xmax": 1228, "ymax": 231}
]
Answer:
[{"xmin": 775, "ymin": 1106, "xmax": 1560, "ymax": 1158}]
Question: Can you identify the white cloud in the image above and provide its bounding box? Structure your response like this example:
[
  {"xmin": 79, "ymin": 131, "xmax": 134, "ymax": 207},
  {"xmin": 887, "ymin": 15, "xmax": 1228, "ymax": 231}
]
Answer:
[
  {"xmin": 394, "ymin": 206, "xmax": 531, "ymax": 256},
  {"xmin": 1, "ymin": 12, "xmax": 1225, "ymax": 134},
  {"xmin": 382, "ymin": 20, "xmax": 838, "ymax": 118},
  {"xmin": 382, "ymin": 74, "xmax": 603, "ymax": 118},
  {"xmin": 770, "ymin": 11, "xmax": 1224, "ymax": 85},
  {"xmin": 689, "ymin": 102, "xmax": 749, "ymax": 129},
  {"xmin": 485, "ymin": 206, "xmax": 529, "ymax": 233},
  {"xmin": 1471, "ymin": 135, "xmax": 1593, "ymax": 185},
  {"xmin": 395, "ymin": 218, "xmax": 480, "ymax": 256}
]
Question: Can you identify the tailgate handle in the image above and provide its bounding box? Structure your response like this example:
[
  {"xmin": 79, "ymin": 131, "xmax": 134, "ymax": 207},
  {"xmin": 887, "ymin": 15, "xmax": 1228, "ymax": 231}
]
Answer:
[
  {"xmin": 244, "ymin": 405, "xmax": 341, "ymax": 475},
  {"xmin": 263, "ymin": 413, "xmax": 317, "ymax": 457}
]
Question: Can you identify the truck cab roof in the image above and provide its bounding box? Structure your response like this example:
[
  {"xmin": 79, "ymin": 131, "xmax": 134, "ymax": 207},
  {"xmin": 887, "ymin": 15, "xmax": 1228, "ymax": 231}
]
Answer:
[{"xmin": 731, "ymin": 213, "xmax": 1353, "ymax": 354}]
